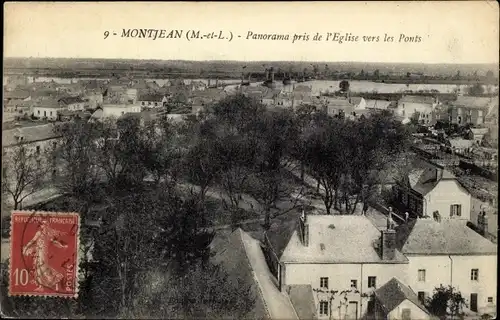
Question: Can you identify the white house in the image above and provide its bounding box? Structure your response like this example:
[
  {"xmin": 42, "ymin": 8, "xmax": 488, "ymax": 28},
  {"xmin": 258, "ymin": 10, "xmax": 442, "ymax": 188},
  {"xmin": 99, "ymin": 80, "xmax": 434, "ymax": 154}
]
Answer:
[
  {"xmin": 32, "ymin": 98, "xmax": 66, "ymax": 121},
  {"xmin": 393, "ymin": 159, "xmax": 471, "ymax": 221},
  {"xmin": 137, "ymin": 93, "xmax": 168, "ymax": 108},
  {"xmin": 395, "ymin": 218, "xmax": 497, "ymax": 315},
  {"xmin": 264, "ymin": 215, "xmax": 409, "ymax": 320},
  {"xmin": 102, "ymin": 104, "xmax": 141, "ymax": 119},
  {"xmin": 396, "ymin": 95, "xmax": 439, "ymax": 125}
]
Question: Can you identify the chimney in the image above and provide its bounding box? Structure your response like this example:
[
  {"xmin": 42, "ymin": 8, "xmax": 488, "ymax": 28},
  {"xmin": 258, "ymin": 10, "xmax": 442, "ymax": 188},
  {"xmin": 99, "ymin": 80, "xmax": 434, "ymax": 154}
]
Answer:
[
  {"xmin": 381, "ymin": 229, "xmax": 396, "ymax": 260},
  {"xmin": 434, "ymin": 163, "xmax": 444, "ymax": 181}
]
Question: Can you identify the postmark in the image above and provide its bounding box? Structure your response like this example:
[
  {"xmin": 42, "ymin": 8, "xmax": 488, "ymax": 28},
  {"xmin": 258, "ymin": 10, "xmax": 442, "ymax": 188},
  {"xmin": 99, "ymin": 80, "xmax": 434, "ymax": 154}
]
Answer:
[{"xmin": 8, "ymin": 211, "xmax": 80, "ymax": 298}]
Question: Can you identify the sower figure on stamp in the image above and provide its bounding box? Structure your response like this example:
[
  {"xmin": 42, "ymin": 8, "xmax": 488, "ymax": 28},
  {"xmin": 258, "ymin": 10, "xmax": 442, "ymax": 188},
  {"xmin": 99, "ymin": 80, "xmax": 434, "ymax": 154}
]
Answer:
[{"xmin": 22, "ymin": 220, "xmax": 68, "ymax": 291}]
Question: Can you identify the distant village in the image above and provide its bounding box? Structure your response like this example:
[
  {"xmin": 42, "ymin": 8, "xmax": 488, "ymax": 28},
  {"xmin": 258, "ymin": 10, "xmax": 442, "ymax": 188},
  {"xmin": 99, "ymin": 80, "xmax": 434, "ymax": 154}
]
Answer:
[{"xmin": 2, "ymin": 69, "xmax": 499, "ymax": 320}]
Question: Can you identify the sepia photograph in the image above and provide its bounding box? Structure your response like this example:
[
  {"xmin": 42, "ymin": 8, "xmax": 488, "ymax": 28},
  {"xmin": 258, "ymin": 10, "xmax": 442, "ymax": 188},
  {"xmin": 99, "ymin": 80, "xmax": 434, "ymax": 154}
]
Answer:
[{"xmin": 1, "ymin": 2, "xmax": 498, "ymax": 319}]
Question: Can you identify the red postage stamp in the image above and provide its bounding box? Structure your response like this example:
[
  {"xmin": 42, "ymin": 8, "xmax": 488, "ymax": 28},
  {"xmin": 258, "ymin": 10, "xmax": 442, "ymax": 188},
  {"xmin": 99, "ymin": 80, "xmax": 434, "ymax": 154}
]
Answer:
[{"xmin": 9, "ymin": 211, "xmax": 80, "ymax": 298}]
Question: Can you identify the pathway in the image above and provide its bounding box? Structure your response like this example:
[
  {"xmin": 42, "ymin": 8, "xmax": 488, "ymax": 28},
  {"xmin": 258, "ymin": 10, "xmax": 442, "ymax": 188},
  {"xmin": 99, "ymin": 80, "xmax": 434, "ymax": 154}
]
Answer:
[{"xmin": 240, "ymin": 230, "xmax": 298, "ymax": 320}]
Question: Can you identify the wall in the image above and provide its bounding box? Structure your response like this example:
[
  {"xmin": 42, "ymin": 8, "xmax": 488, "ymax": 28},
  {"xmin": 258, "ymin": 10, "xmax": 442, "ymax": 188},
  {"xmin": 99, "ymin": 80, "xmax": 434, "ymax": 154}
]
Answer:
[
  {"xmin": 102, "ymin": 105, "xmax": 141, "ymax": 118},
  {"xmin": 284, "ymin": 263, "xmax": 408, "ymax": 320},
  {"xmin": 67, "ymin": 103, "xmax": 85, "ymax": 111},
  {"xmin": 425, "ymin": 179, "xmax": 471, "ymax": 220},
  {"xmin": 406, "ymin": 255, "xmax": 452, "ymax": 299},
  {"xmin": 396, "ymin": 102, "xmax": 433, "ymax": 120},
  {"xmin": 406, "ymin": 254, "xmax": 497, "ymax": 312},
  {"xmin": 387, "ymin": 299, "xmax": 429, "ymax": 320},
  {"xmin": 33, "ymin": 107, "xmax": 64, "ymax": 120},
  {"xmin": 449, "ymin": 255, "xmax": 497, "ymax": 312}
]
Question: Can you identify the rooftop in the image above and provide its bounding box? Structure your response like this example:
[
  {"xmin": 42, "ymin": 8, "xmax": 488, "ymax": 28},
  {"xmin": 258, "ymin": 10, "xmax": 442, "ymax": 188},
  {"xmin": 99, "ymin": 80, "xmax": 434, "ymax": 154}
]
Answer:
[
  {"xmin": 2, "ymin": 123, "xmax": 60, "ymax": 147},
  {"xmin": 280, "ymin": 215, "xmax": 408, "ymax": 264},
  {"xmin": 138, "ymin": 93, "xmax": 165, "ymax": 102},
  {"xmin": 374, "ymin": 277, "xmax": 429, "ymax": 314},
  {"xmin": 399, "ymin": 95, "xmax": 435, "ymax": 105},
  {"xmin": 453, "ymin": 96, "xmax": 497, "ymax": 109},
  {"xmin": 402, "ymin": 158, "xmax": 458, "ymax": 196},
  {"xmin": 395, "ymin": 218, "xmax": 497, "ymax": 255},
  {"xmin": 365, "ymin": 99, "xmax": 392, "ymax": 110},
  {"xmin": 58, "ymin": 96, "xmax": 85, "ymax": 105},
  {"xmin": 288, "ymin": 285, "xmax": 317, "ymax": 320}
]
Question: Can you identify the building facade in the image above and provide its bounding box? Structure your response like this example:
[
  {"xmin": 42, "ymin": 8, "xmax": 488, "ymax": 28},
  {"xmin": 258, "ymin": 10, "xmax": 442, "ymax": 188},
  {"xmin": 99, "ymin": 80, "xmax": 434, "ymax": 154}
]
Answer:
[{"xmin": 393, "ymin": 160, "xmax": 471, "ymax": 221}]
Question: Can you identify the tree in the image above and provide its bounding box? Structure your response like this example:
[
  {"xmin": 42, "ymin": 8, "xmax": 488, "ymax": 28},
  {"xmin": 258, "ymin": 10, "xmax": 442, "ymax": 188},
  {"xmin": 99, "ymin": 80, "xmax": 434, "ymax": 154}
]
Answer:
[
  {"xmin": 373, "ymin": 69, "xmax": 380, "ymax": 80},
  {"xmin": 485, "ymin": 70, "xmax": 495, "ymax": 82},
  {"xmin": 339, "ymin": 80, "xmax": 350, "ymax": 93},
  {"xmin": 467, "ymin": 83, "xmax": 485, "ymax": 96},
  {"xmin": 425, "ymin": 285, "xmax": 466, "ymax": 320},
  {"xmin": 2, "ymin": 144, "xmax": 49, "ymax": 210},
  {"xmin": 249, "ymin": 109, "xmax": 302, "ymax": 229}
]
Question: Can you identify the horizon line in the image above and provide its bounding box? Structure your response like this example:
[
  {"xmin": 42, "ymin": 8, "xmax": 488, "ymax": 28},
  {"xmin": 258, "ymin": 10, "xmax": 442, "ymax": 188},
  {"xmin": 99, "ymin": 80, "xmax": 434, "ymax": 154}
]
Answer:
[{"xmin": 4, "ymin": 56, "xmax": 499, "ymax": 66}]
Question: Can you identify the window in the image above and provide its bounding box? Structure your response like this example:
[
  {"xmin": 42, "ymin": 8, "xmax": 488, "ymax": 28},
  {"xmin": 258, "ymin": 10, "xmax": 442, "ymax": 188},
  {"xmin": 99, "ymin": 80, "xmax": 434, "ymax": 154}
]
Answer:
[
  {"xmin": 418, "ymin": 269, "xmax": 426, "ymax": 282},
  {"xmin": 50, "ymin": 111, "xmax": 53, "ymax": 116},
  {"xmin": 471, "ymin": 269, "xmax": 479, "ymax": 281},
  {"xmin": 36, "ymin": 146, "xmax": 40, "ymax": 154},
  {"xmin": 418, "ymin": 291, "xmax": 426, "ymax": 303},
  {"xmin": 402, "ymin": 308, "xmax": 411, "ymax": 320},
  {"xmin": 368, "ymin": 276, "xmax": 377, "ymax": 288},
  {"xmin": 488, "ymin": 297, "xmax": 493, "ymax": 303},
  {"xmin": 319, "ymin": 301, "xmax": 328, "ymax": 316},
  {"xmin": 38, "ymin": 110, "xmax": 40, "ymax": 115},
  {"xmin": 450, "ymin": 204, "xmax": 462, "ymax": 217},
  {"xmin": 320, "ymin": 277, "xmax": 329, "ymax": 289},
  {"xmin": 350, "ymin": 280, "xmax": 357, "ymax": 289}
]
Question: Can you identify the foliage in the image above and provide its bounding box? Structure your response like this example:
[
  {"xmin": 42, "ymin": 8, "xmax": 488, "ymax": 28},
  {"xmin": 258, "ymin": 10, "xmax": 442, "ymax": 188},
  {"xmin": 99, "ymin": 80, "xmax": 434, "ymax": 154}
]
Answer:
[
  {"xmin": 301, "ymin": 110, "xmax": 409, "ymax": 214},
  {"xmin": 339, "ymin": 80, "xmax": 350, "ymax": 92},
  {"xmin": 467, "ymin": 83, "xmax": 485, "ymax": 96},
  {"xmin": 425, "ymin": 285, "xmax": 466, "ymax": 320}
]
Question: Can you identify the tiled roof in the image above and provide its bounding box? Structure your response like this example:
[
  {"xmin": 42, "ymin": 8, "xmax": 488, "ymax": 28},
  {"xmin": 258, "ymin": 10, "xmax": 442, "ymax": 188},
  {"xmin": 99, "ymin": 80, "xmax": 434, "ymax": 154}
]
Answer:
[
  {"xmin": 365, "ymin": 99, "xmax": 392, "ymax": 110},
  {"xmin": 293, "ymin": 85, "xmax": 312, "ymax": 93},
  {"xmin": 58, "ymin": 96, "xmax": 85, "ymax": 105},
  {"xmin": 2, "ymin": 123, "xmax": 60, "ymax": 147},
  {"xmin": 395, "ymin": 218, "xmax": 497, "ymax": 255},
  {"xmin": 374, "ymin": 277, "xmax": 429, "ymax": 314},
  {"xmin": 399, "ymin": 95, "xmax": 435, "ymax": 104},
  {"xmin": 288, "ymin": 285, "xmax": 317, "ymax": 320},
  {"xmin": 280, "ymin": 215, "xmax": 408, "ymax": 264},
  {"xmin": 349, "ymin": 97, "xmax": 364, "ymax": 106},
  {"xmin": 265, "ymin": 210, "xmax": 301, "ymax": 260},
  {"xmin": 209, "ymin": 228, "xmax": 269, "ymax": 319},
  {"xmin": 453, "ymin": 96, "xmax": 496, "ymax": 109},
  {"xmin": 138, "ymin": 93, "xmax": 165, "ymax": 102},
  {"xmin": 4, "ymin": 90, "xmax": 31, "ymax": 100},
  {"xmin": 403, "ymin": 159, "xmax": 457, "ymax": 196},
  {"xmin": 35, "ymin": 97, "xmax": 62, "ymax": 109}
]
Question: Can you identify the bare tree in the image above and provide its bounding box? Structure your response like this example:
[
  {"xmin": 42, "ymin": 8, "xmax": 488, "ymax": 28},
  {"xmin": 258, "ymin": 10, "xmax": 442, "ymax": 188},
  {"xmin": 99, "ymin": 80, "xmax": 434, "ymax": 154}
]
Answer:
[{"xmin": 2, "ymin": 144, "xmax": 49, "ymax": 210}]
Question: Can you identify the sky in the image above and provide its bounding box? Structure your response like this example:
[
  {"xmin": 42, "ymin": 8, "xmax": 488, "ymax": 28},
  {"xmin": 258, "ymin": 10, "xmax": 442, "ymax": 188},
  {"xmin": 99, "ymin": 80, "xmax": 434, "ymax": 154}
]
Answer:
[{"xmin": 4, "ymin": 2, "xmax": 499, "ymax": 64}]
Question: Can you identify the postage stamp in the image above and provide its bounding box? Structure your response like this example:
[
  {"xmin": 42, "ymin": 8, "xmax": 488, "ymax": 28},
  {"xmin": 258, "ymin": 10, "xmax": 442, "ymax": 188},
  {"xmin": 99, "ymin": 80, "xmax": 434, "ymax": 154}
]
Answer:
[{"xmin": 8, "ymin": 211, "xmax": 80, "ymax": 298}]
